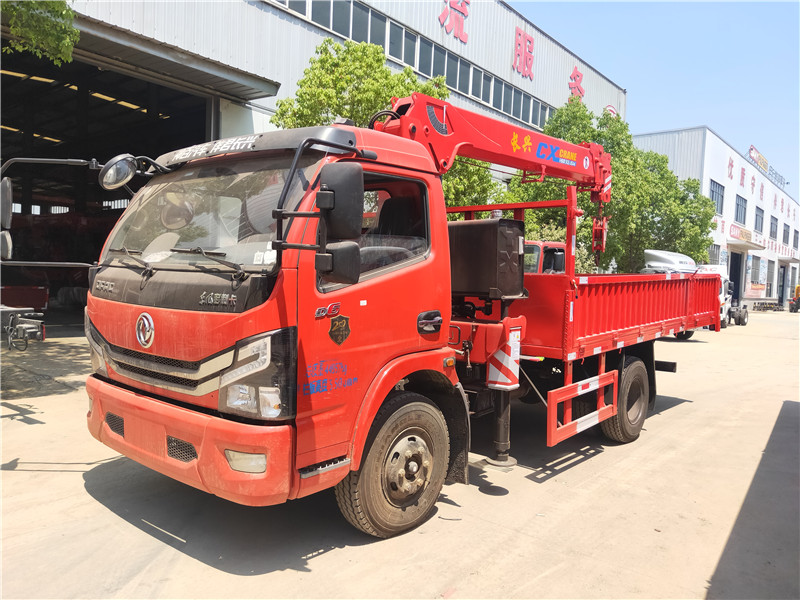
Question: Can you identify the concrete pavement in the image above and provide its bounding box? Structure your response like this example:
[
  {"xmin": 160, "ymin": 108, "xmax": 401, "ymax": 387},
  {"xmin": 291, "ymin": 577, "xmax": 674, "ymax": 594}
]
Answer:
[{"xmin": 2, "ymin": 310, "xmax": 798, "ymax": 598}]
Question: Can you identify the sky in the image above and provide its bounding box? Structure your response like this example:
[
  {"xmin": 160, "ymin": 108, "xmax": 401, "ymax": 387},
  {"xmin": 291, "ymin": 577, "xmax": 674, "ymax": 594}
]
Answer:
[{"xmin": 507, "ymin": 1, "xmax": 800, "ymax": 202}]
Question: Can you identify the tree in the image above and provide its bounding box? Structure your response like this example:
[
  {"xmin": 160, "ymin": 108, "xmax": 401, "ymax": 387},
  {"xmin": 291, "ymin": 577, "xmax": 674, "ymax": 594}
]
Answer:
[
  {"xmin": 272, "ymin": 39, "xmax": 448, "ymax": 129},
  {"xmin": 1, "ymin": 1, "xmax": 80, "ymax": 66},
  {"xmin": 271, "ymin": 38, "xmax": 499, "ymax": 209},
  {"xmin": 508, "ymin": 95, "xmax": 714, "ymax": 272}
]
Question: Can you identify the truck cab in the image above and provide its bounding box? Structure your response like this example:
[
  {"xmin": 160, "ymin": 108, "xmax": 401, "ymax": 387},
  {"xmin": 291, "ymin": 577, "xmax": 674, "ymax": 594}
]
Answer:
[{"xmin": 524, "ymin": 241, "xmax": 566, "ymax": 274}]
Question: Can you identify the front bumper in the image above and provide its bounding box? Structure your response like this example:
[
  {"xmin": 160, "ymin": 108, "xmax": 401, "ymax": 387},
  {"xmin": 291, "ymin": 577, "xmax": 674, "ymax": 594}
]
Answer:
[{"xmin": 86, "ymin": 375, "xmax": 294, "ymax": 506}]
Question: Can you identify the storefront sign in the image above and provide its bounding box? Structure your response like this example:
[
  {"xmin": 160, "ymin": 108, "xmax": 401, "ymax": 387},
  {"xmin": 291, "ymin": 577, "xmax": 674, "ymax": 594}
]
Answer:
[
  {"xmin": 730, "ymin": 224, "xmax": 752, "ymax": 242},
  {"xmin": 512, "ymin": 27, "xmax": 534, "ymax": 80},
  {"xmin": 748, "ymin": 145, "xmax": 768, "ymax": 173},
  {"xmin": 439, "ymin": 0, "xmax": 470, "ymax": 44},
  {"xmin": 569, "ymin": 66, "xmax": 584, "ymax": 97}
]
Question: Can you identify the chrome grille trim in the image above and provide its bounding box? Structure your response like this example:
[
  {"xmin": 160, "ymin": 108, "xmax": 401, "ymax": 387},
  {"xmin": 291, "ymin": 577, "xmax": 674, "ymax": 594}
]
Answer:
[{"xmin": 87, "ymin": 320, "xmax": 235, "ymax": 396}]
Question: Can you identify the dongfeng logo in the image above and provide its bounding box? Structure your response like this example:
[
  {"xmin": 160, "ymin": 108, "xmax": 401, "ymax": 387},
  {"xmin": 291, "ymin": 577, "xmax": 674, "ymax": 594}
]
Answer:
[{"xmin": 136, "ymin": 313, "xmax": 155, "ymax": 348}]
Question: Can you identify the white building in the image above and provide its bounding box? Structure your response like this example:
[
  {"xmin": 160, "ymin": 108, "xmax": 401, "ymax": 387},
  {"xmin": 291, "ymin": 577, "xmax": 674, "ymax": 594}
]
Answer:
[{"xmin": 634, "ymin": 127, "xmax": 799, "ymax": 308}]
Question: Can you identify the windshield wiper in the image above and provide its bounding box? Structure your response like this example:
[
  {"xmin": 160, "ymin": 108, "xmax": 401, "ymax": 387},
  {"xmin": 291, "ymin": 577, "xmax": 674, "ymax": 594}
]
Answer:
[
  {"xmin": 170, "ymin": 247, "xmax": 248, "ymax": 281},
  {"xmin": 107, "ymin": 247, "xmax": 154, "ymax": 276}
]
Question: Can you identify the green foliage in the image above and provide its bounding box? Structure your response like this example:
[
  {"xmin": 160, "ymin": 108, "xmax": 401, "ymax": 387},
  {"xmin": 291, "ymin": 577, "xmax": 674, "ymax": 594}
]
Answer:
[
  {"xmin": 1, "ymin": 0, "xmax": 80, "ymax": 66},
  {"xmin": 507, "ymin": 96, "xmax": 714, "ymax": 272},
  {"xmin": 272, "ymin": 38, "xmax": 497, "ymax": 211},
  {"xmin": 271, "ymin": 39, "xmax": 448, "ymax": 129},
  {"xmin": 442, "ymin": 158, "xmax": 504, "ymax": 218}
]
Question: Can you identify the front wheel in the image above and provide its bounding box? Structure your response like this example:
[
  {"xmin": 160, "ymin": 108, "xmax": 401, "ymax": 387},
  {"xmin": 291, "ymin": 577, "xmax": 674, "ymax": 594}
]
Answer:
[
  {"xmin": 737, "ymin": 309, "xmax": 749, "ymax": 326},
  {"xmin": 335, "ymin": 392, "xmax": 449, "ymax": 538},
  {"xmin": 601, "ymin": 357, "xmax": 649, "ymax": 443}
]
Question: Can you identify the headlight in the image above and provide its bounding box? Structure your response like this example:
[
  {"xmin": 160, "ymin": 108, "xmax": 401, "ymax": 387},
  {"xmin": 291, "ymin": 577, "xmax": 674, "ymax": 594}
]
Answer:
[
  {"xmin": 218, "ymin": 328, "xmax": 297, "ymax": 421},
  {"xmin": 85, "ymin": 311, "xmax": 108, "ymax": 377}
]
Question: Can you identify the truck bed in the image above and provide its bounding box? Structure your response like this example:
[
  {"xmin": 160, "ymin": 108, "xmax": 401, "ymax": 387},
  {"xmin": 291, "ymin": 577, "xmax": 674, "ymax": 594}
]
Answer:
[{"xmin": 510, "ymin": 271, "xmax": 721, "ymax": 361}]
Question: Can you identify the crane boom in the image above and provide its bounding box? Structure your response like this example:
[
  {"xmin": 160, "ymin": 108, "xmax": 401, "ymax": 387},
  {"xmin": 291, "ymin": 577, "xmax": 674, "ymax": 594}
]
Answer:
[{"xmin": 378, "ymin": 93, "xmax": 612, "ymax": 205}]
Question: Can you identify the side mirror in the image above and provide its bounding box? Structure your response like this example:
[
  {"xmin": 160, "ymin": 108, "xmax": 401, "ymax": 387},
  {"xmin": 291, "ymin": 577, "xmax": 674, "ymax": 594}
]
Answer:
[
  {"xmin": 316, "ymin": 241, "xmax": 360, "ymax": 285},
  {"xmin": 1, "ymin": 177, "xmax": 13, "ymax": 229},
  {"xmin": 99, "ymin": 154, "xmax": 138, "ymax": 190},
  {"xmin": 317, "ymin": 162, "xmax": 363, "ymax": 239},
  {"xmin": 727, "ymin": 281, "xmax": 734, "ymax": 295}
]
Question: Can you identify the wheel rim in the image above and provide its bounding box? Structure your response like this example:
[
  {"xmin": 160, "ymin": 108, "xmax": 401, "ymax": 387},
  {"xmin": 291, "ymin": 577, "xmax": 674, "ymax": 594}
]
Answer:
[
  {"xmin": 626, "ymin": 378, "xmax": 645, "ymax": 423},
  {"xmin": 382, "ymin": 429, "xmax": 433, "ymax": 508}
]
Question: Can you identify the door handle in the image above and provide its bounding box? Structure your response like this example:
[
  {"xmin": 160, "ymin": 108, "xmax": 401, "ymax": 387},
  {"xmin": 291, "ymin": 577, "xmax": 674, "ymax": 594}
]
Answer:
[{"xmin": 417, "ymin": 310, "xmax": 443, "ymax": 334}]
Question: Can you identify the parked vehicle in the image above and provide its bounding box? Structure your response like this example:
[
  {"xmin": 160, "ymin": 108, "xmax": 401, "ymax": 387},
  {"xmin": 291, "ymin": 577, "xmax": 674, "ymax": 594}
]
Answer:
[
  {"xmin": 696, "ymin": 264, "xmax": 749, "ymax": 327},
  {"xmin": 524, "ymin": 241, "xmax": 566, "ymax": 274},
  {"xmin": 84, "ymin": 94, "xmax": 720, "ymax": 537},
  {"xmin": 789, "ymin": 284, "xmax": 800, "ymax": 313}
]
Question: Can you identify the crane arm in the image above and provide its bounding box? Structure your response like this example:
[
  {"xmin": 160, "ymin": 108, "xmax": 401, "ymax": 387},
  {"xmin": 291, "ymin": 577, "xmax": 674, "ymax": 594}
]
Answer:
[{"xmin": 378, "ymin": 93, "xmax": 612, "ymax": 205}]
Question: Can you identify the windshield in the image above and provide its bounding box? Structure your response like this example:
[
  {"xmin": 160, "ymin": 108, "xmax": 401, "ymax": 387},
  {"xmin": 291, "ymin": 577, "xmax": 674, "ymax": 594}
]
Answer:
[{"xmin": 101, "ymin": 152, "xmax": 323, "ymax": 273}]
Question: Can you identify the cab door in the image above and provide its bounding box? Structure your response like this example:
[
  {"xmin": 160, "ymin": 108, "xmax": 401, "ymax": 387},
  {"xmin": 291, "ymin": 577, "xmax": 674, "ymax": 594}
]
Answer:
[{"xmin": 294, "ymin": 168, "xmax": 448, "ymax": 469}]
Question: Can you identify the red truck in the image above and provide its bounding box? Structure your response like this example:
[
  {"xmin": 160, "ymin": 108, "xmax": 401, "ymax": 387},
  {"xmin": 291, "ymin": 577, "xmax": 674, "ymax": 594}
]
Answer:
[{"xmin": 85, "ymin": 94, "xmax": 720, "ymax": 537}]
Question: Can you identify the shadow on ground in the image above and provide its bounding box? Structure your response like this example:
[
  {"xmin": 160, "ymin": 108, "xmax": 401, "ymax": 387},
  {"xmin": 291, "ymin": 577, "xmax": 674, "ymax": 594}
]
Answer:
[
  {"xmin": 1, "ymin": 308, "xmax": 90, "ymax": 400},
  {"xmin": 706, "ymin": 400, "xmax": 800, "ymax": 599},
  {"xmin": 468, "ymin": 393, "xmax": 690, "ymax": 487},
  {"xmin": 83, "ymin": 457, "xmax": 375, "ymax": 576}
]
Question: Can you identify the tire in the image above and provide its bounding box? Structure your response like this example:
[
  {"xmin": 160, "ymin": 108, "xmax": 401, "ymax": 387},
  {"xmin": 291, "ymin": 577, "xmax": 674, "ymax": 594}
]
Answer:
[
  {"xmin": 720, "ymin": 312, "xmax": 730, "ymax": 328},
  {"xmin": 601, "ymin": 357, "xmax": 649, "ymax": 443},
  {"xmin": 738, "ymin": 309, "xmax": 749, "ymax": 326},
  {"xmin": 675, "ymin": 330, "xmax": 694, "ymax": 340},
  {"xmin": 335, "ymin": 391, "xmax": 449, "ymax": 538}
]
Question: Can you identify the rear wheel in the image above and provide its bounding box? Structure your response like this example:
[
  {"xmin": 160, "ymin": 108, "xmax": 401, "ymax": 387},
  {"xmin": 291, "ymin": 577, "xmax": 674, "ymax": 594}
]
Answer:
[
  {"xmin": 737, "ymin": 309, "xmax": 749, "ymax": 326},
  {"xmin": 335, "ymin": 392, "xmax": 449, "ymax": 538},
  {"xmin": 601, "ymin": 357, "xmax": 649, "ymax": 443},
  {"xmin": 675, "ymin": 330, "xmax": 694, "ymax": 340}
]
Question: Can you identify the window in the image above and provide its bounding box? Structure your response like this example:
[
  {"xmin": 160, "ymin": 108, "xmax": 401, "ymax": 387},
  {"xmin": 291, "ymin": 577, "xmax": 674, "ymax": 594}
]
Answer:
[
  {"xmin": 50, "ymin": 206, "xmax": 69, "ymax": 214},
  {"xmin": 481, "ymin": 73, "xmax": 492, "ymax": 104},
  {"xmin": 755, "ymin": 207, "xmax": 764, "ymax": 233},
  {"xmin": 471, "ymin": 67, "xmax": 482, "ymax": 98},
  {"xmin": 492, "ymin": 78, "xmax": 503, "ymax": 110},
  {"xmin": 103, "ymin": 199, "xmax": 129, "ymax": 210},
  {"xmin": 311, "ymin": 0, "xmax": 330, "ymax": 28},
  {"xmin": 332, "ymin": 0, "xmax": 350, "ymax": 36},
  {"xmin": 403, "ymin": 30, "xmax": 416, "ymax": 66},
  {"xmin": 323, "ymin": 174, "xmax": 429, "ymax": 286},
  {"xmin": 458, "ymin": 59, "xmax": 470, "ymax": 94},
  {"xmin": 783, "ymin": 224, "xmax": 790, "ymax": 245},
  {"xmin": 522, "ymin": 94, "xmax": 531, "ymax": 123},
  {"xmin": 794, "ymin": 230, "xmax": 799, "ymax": 250},
  {"xmin": 31, "ymin": 205, "xmax": 40, "ymax": 215},
  {"xmin": 369, "ymin": 11, "xmax": 385, "ymax": 48},
  {"xmin": 388, "ymin": 21, "xmax": 403, "ymax": 59},
  {"xmin": 432, "ymin": 44, "xmax": 446, "ymax": 77},
  {"xmin": 512, "ymin": 88, "xmax": 522, "ymax": 119},
  {"xmin": 418, "ymin": 38, "xmax": 432, "ymax": 75},
  {"xmin": 770, "ymin": 216, "xmax": 778, "ymax": 239},
  {"xmin": 502, "ymin": 82, "xmax": 512, "ymax": 114},
  {"xmin": 751, "ymin": 256, "xmax": 761, "ymax": 283},
  {"xmin": 446, "ymin": 51, "xmax": 458, "ymax": 88},
  {"xmin": 709, "ymin": 179, "xmax": 724, "ymax": 215},
  {"xmin": 288, "ymin": 0, "xmax": 306, "ymax": 15},
  {"xmin": 351, "ymin": 1, "xmax": 368, "ymax": 42},
  {"xmin": 709, "ymin": 244, "xmax": 720, "ymax": 265},
  {"xmin": 539, "ymin": 104, "xmax": 548, "ymax": 127},
  {"xmin": 12, "ymin": 203, "xmax": 21, "ymax": 213},
  {"xmin": 734, "ymin": 195, "xmax": 746, "ymax": 225},
  {"xmin": 530, "ymin": 98, "xmax": 540, "ymax": 127}
]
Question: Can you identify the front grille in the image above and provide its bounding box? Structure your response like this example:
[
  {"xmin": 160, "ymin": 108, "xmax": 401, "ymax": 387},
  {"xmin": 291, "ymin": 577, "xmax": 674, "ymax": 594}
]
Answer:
[
  {"xmin": 105, "ymin": 412, "xmax": 125, "ymax": 437},
  {"xmin": 117, "ymin": 362, "xmax": 204, "ymax": 389},
  {"xmin": 167, "ymin": 436, "xmax": 198, "ymax": 462}
]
